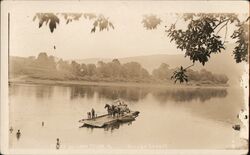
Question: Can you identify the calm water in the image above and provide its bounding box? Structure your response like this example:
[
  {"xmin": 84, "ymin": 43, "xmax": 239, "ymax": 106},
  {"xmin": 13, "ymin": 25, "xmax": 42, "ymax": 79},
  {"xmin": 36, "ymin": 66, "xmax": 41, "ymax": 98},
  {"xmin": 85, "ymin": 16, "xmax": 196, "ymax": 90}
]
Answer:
[{"xmin": 9, "ymin": 83, "xmax": 245, "ymax": 149}]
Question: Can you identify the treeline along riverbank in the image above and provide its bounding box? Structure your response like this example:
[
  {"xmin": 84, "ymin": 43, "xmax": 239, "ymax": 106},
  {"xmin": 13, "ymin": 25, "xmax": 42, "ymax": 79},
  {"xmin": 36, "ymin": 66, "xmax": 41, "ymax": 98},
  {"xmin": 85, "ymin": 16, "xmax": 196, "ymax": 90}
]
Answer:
[{"xmin": 9, "ymin": 52, "xmax": 229, "ymax": 86}]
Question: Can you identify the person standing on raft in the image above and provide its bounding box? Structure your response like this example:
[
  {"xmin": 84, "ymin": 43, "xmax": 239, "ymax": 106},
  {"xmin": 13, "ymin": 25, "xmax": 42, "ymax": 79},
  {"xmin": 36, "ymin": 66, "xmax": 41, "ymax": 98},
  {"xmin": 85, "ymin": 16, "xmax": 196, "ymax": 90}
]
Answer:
[{"xmin": 91, "ymin": 108, "xmax": 95, "ymax": 118}]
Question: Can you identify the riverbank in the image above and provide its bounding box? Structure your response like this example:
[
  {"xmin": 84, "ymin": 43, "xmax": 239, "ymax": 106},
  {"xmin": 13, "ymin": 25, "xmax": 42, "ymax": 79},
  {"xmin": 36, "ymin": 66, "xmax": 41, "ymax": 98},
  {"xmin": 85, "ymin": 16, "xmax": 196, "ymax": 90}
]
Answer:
[{"xmin": 9, "ymin": 77, "xmax": 229, "ymax": 89}]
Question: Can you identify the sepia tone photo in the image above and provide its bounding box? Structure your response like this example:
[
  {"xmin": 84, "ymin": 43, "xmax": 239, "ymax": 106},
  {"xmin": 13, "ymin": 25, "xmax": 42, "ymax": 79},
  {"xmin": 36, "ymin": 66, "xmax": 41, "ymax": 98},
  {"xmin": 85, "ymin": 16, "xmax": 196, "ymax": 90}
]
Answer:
[{"xmin": 0, "ymin": 1, "xmax": 249, "ymax": 154}]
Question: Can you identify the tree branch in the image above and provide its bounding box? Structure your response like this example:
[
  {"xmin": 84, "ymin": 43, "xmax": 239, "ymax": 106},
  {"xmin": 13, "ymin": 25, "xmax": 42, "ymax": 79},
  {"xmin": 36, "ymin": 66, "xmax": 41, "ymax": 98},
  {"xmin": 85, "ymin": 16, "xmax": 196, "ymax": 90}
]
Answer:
[
  {"xmin": 213, "ymin": 18, "xmax": 230, "ymax": 31},
  {"xmin": 184, "ymin": 63, "xmax": 195, "ymax": 70},
  {"xmin": 216, "ymin": 20, "xmax": 229, "ymax": 35},
  {"xmin": 246, "ymin": 16, "xmax": 250, "ymax": 22},
  {"xmin": 223, "ymin": 22, "xmax": 228, "ymax": 45}
]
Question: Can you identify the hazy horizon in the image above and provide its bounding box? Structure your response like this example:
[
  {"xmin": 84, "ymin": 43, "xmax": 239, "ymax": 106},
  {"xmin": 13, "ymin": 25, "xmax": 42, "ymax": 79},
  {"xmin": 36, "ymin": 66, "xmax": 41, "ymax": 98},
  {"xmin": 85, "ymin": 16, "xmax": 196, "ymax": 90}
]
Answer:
[{"xmin": 10, "ymin": 52, "xmax": 185, "ymax": 60}]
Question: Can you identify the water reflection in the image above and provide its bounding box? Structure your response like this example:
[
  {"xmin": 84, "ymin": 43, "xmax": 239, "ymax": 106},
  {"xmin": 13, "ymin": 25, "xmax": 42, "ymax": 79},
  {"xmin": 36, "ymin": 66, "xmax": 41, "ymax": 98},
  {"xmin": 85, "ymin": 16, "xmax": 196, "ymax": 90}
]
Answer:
[
  {"xmin": 35, "ymin": 85, "xmax": 54, "ymax": 99},
  {"xmin": 104, "ymin": 121, "xmax": 133, "ymax": 132},
  {"xmin": 9, "ymin": 84, "xmax": 228, "ymax": 103},
  {"xmin": 83, "ymin": 120, "xmax": 134, "ymax": 132},
  {"xmin": 70, "ymin": 86, "xmax": 95, "ymax": 99},
  {"xmin": 9, "ymin": 84, "xmax": 54, "ymax": 99},
  {"xmin": 69, "ymin": 86, "xmax": 148, "ymax": 102},
  {"xmin": 96, "ymin": 86, "xmax": 148, "ymax": 102},
  {"xmin": 69, "ymin": 85, "xmax": 227, "ymax": 103},
  {"xmin": 152, "ymin": 88, "xmax": 228, "ymax": 103}
]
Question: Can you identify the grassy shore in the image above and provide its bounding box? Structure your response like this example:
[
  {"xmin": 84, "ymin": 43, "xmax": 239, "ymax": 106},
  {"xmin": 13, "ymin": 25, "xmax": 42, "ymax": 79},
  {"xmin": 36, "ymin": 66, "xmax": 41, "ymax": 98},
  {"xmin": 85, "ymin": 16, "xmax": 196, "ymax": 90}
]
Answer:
[{"xmin": 9, "ymin": 77, "xmax": 229, "ymax": 89}]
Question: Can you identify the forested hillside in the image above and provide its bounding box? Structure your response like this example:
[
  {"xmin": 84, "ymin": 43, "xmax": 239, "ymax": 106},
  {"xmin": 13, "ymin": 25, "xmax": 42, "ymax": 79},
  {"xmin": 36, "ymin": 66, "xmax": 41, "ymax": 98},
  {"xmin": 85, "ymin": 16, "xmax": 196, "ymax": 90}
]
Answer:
[{"xmin": 9, "ymin": 52, "xmax": 229, "ymax": 85}]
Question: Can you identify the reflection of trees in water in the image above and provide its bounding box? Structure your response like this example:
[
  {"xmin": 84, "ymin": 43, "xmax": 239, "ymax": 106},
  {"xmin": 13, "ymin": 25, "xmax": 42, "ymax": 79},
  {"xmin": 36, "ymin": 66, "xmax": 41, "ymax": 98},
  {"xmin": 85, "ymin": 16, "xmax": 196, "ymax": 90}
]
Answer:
[
  {"xmin": 70, "ymin": 86, "xmax": 95, "ymax": 99},
  {"xmin": 96, "ymin": 87, "xmax": 148, "ymax": 102},
  {"xmin": 152, "ymin": 88, "xmax": 228, "ymax": 103},
  {"xmin": 9, "ymin": 84, "xmax": 54, "ymax": 99},
  {"xmin": 69, "ymin": 85, "xmax": 227, "ymax": 103},
  {"xmin": 9, "ymin": 84, "xmax": 20, "ymax": 96},
  {"xmin": 69, "ymin": 85, "xmax": 148, "ymax": 102},
  {"xmin": 11, "ymin": 84, "xmax": 228, "ymax": 103},
  {"xmin": 35, "ymin": 85, "xmax": 54, "ymax": 99}
]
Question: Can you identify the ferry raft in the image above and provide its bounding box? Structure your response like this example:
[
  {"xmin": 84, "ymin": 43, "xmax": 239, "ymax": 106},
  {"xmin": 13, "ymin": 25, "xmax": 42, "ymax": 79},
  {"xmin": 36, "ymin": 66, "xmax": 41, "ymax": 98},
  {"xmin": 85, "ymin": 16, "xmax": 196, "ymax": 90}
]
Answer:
[
  {"xmin": 79, "ymin": 111, "xmax": 140, "ymax": 128},
  {"xmin": 79, "ymin": 100, "xmax": 140, "ymax": 128}
]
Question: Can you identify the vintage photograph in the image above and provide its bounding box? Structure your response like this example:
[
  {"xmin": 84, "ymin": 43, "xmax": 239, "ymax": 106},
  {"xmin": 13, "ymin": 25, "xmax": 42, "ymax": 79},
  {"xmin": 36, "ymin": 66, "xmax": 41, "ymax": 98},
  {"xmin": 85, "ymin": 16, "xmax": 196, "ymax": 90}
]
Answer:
[{"xmin": 0, "ymin": 0, "xmax": 249, "ymax": 154}]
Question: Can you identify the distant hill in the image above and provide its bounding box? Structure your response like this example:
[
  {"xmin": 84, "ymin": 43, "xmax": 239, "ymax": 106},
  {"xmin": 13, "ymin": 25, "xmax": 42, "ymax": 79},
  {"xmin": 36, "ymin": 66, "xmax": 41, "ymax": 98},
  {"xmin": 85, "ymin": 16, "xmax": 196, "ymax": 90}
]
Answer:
[
  {"xmin": 10, "ymin": 44, "xmax": 245, "ymax": 85},
  {"xmin": 74, "ymin": 46, "xmax": 245, "ymax": 85}
]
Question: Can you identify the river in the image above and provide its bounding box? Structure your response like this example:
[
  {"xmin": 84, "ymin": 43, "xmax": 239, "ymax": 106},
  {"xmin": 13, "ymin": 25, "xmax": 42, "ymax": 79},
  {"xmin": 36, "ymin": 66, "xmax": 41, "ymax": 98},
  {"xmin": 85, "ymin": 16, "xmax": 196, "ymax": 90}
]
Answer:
[{"xmin": 9, "ymin": 83, "xmax": 246, "ymax": 149}]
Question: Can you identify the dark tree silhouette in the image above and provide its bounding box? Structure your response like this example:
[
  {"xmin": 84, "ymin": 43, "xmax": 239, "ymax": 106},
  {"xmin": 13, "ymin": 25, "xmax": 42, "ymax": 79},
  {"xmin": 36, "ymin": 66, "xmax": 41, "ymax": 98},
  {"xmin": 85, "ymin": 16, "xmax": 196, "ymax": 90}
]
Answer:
[
  {"xmin": 61, "ymin": 13, "xmax": 82, "ymax": 24},
  {"xmin": 143, "ymin": 13, "xmax": 249, "ymax": 83},
  {"xmin": 165, "ymin": 13, "xmax": 249, "ymax": 65},
  {"xmin": 33, "ymin": 13, "xmax": 114, "ymax": 33},
  {"xmin": 231, "ymin": 19, "xmax": 249, "ymax": 62},
  {"xmin": 33, "ymin": 13, "xmax": 60, "ymax": 33},
  {"xmin": 171, "ymin": 66, "xmax": 188, "ymax": 83},
  {"xmin": 91, "ymin": 15, "xmax": 114, "ymax": 33}
]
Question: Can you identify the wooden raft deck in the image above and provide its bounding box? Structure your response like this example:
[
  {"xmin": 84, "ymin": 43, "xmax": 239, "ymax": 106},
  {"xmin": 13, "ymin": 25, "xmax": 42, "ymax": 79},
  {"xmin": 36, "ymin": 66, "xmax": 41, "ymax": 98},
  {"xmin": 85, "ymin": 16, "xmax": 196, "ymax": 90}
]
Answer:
[
  {"xmin": 79, "ymin": 112, "xmax": 139, "ymax": 128},
  {"xmin": 82, "ymin": 114, "xmax": 119, "ymax": 127}
]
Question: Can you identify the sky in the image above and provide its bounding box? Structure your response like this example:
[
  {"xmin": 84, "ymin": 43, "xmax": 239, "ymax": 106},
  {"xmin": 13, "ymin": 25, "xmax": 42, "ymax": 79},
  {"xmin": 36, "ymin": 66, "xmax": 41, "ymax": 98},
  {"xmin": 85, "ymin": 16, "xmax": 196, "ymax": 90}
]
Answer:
[{"xmin": 2, "ymin": 1, "xmax": 249, "ymax": 60}]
